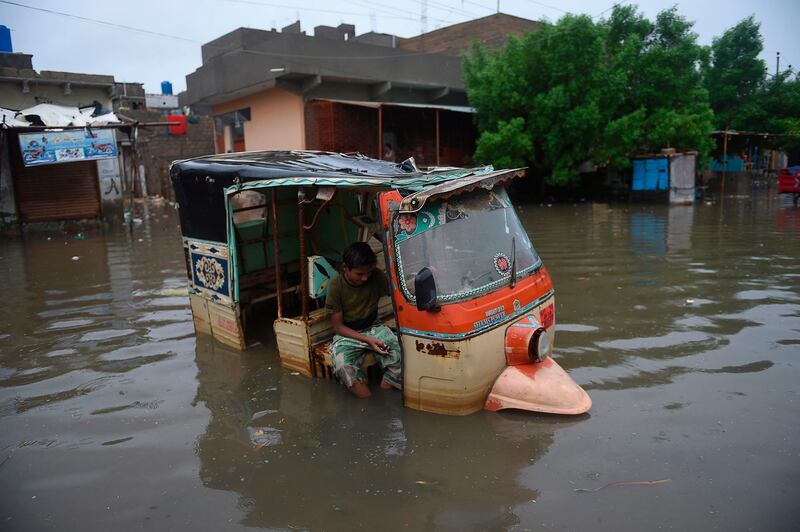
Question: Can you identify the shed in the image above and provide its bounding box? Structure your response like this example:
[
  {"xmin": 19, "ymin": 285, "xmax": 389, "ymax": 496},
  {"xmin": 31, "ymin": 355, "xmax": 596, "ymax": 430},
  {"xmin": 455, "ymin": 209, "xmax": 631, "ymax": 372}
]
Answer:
[{"xmin": 631, "ymin": 151, "xmax": 696, "ymax": 204}]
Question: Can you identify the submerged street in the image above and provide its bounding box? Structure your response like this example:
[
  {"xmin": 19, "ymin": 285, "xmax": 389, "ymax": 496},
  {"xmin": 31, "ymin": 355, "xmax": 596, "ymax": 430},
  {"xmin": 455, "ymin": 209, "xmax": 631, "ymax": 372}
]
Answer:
[{"xmin": 1, "ymin": 192, "xmax": 799, "ymax": 531}]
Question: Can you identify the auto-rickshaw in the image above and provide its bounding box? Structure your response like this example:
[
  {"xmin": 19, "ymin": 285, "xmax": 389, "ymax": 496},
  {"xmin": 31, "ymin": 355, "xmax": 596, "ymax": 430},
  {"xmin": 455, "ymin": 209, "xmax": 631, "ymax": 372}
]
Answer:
[{"xmin": 170, "ymin": 150, "xmax": 591, "ymax": 416}]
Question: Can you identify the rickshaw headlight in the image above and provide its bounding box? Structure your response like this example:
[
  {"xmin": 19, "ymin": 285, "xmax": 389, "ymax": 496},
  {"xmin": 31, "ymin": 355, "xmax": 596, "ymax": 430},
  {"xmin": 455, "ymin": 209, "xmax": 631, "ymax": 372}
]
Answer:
[{"xmin": 529, "ymin": 329, "xmax": 552, "ymax": 362}]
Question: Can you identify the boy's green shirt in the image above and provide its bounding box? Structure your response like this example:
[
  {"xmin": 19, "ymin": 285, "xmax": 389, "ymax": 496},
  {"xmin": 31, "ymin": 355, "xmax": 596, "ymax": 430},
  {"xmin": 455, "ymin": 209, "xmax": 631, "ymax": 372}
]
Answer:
[{"xmin": 325, "ymin": 270, "xmax": 388, "ymax": 331}]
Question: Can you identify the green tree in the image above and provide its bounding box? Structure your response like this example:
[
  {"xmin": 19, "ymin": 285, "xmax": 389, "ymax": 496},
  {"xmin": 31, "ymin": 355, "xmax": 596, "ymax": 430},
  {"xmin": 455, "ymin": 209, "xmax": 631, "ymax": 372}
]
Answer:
[
  {"xmin": 744, "ymin": 72, "xmax": 800, "ymax": 150},
  {"xmin": 704, "ymin": 16, "xmax": 800, "ymax": 149},
  {"xmin": 704, "ymin": 16, "xmax": 766, "ymax": 129},
  {"xmin": 464, "ymin": 5, "xmax": 714, "ymax": 187}
]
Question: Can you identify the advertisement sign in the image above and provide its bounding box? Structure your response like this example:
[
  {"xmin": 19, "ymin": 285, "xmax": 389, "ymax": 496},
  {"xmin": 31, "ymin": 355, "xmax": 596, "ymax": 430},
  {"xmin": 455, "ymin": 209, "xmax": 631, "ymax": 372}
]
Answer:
[{"xmin": 19, "ymin": 129, "xmax": 118, "ymax": 167}]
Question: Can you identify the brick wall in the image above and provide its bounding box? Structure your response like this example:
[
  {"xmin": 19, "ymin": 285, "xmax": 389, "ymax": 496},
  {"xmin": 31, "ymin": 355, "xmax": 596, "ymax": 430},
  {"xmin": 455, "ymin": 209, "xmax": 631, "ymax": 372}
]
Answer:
[
  {"xmin": 304, "ymin": 101, "xmax": 378, "ymax": 157},
  {"xmin": 398, "ymin": 13, "xmax": 541, "ymax": 56},
  {"xmin": 123, "ymin": 110, "xmax": 215, "ymax": 199},
  {"xmin": 305, "ymin": 100, "xmax": 476, "ymax": 167}
]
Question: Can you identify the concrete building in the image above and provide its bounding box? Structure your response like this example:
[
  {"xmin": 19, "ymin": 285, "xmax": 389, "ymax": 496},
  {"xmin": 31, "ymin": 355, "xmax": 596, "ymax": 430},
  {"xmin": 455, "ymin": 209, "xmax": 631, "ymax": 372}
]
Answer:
[
  {"xmin": 0, "ymin": 51, "xmax": 124, "ymax": 227},
  {"xmin": 112, "ymin": 82, "xmax": 146, "ymax": 112},
  {"xmin": 184, "ymin": 13, "xmax": 541, "ymax": 165},
  {"xmin": 120, "ymin": 109, "xmax": 215, "ymax": 200}
]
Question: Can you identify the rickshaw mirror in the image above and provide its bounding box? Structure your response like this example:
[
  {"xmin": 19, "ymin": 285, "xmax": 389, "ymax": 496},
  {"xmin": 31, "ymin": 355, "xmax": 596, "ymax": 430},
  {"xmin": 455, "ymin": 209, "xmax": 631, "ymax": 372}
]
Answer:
[{"xmin": 414, "ymin": 267, "xmax": 440, "ymax": 312}]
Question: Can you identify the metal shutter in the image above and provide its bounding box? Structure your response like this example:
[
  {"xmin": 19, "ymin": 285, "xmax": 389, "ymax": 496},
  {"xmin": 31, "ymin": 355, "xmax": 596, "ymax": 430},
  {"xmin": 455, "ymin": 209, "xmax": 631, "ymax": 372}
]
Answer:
[{"xmin": 14, "ymin": 160, "xmax": 101, "ymax": 223}]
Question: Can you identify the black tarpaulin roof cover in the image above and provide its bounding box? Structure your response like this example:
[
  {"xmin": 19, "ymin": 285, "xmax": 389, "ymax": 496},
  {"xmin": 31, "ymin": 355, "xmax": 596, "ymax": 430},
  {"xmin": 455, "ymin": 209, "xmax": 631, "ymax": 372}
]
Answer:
[{"xmin": 170, "ymin": 150, "xmax": 502, "ymax": 243}]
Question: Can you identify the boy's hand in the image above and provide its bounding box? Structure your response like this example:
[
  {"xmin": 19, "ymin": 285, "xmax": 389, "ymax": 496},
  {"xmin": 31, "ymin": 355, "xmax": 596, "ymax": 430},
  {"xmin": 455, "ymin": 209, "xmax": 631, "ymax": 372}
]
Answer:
[{"xmin": 365, "ymin": 337, "xmax": 389, "ymax": 355}]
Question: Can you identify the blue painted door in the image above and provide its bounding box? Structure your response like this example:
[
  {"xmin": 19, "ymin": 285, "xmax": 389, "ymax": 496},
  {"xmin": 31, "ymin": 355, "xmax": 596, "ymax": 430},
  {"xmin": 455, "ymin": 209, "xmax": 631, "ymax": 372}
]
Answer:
[
  {"xmin": 633, "ymin": 158, "xmax": 669, "ymax": 191},
  {"xmin": 632, "ymin": 160, "xmax": 646, "ymax": 190},
  {"xmin": 656, "ymin": 158, "xmax": 669, "ymax": 190}
]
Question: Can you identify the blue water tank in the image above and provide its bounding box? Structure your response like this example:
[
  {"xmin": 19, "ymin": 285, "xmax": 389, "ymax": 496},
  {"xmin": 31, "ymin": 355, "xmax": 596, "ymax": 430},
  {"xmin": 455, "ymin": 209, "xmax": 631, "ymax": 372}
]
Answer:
[
  {"xmin": 161, "ymin": 81, "xmax": 173, "ymax": 95},
  {"xmin": 0, "ymin": 26, "xmax": 12, "ymax": 53}
]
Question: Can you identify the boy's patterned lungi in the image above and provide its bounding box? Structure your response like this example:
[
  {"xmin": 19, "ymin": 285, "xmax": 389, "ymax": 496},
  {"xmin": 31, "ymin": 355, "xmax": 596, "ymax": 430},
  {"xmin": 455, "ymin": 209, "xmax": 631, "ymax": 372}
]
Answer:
[{"xmin": 331, "ymin": 324, "xmax": 402, "ymax": 389}]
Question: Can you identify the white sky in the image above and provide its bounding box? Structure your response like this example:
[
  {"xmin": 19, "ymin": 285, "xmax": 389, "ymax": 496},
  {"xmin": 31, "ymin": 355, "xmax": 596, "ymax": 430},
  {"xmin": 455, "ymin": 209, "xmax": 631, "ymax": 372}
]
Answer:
[{"xmin": 2, "ymin": 0, "xmax": 798, "ymax": 94}]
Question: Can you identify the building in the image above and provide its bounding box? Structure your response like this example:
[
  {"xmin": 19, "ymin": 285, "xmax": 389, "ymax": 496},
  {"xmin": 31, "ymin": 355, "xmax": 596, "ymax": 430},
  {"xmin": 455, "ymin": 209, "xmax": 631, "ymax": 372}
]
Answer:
[
  {"xmin": 184, "ymin": 13, "xmax": 541, "ymax": 165},
  {"xmin": 114, "ymin": 81, "xmax": 216, "ymax": 201},
  {"xmin": 0, "ymin": 51, "xmax": 125, "ymax": 227},
  {"xmin": 397, "ymin": 12, "xmax": 542, "ymax": 56}
]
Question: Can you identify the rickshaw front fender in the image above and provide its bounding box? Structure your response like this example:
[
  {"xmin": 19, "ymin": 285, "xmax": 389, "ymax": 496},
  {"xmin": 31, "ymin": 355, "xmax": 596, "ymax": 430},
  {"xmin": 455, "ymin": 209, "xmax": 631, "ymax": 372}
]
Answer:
[{"xmin": 485, "ymin": 357, "xmax": 591, "ymax": 415}]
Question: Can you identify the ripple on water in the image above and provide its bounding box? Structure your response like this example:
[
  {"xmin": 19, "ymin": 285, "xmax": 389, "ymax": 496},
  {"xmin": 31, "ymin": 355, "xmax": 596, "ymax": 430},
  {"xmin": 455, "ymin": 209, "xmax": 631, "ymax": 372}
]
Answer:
[
  {"xmin": 146, "ymin": 322, "xmax": 194, "ymax": 341},
  {"xmin": 80, "ymin": 329, "xmax": 137, "ymax": 342},
  {"xmin": 735, "ymin": 289, "xmax": 800, "ymax": 301},
  {"xmin": 688, "ymin": 268, "xmax": 717, "ymax": 274},
  {"xmin": 90, "ymin": 400, "xmax": 164, "ymax": 415},
  {"xmin": 596, "ymin": 330, "xmax": 711, "ymax": 351},
  {"xmin": 46, "ymin": 318, "xmax": 95, "ymax": 330},
  {"xmin": 557, "ymin": 323, "xmax": 599, "ymax": 333},
  {"xmin": 135, "ymin": 309, "xmax": 191, "ymax": 323},
  {"xmin": 46, "ymin": 348, "xmax": 79, "ymax": 358},
  {"xmin": 141, "ymin": 296, "xmax": 191, "ymax": 308}
]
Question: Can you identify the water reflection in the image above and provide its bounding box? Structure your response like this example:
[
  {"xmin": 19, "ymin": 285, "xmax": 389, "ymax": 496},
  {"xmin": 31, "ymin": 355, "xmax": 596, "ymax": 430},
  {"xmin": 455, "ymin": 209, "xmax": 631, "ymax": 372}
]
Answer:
[{"xmin": 192, "ymin": 336, "xmax": 577, "ymax": 530}]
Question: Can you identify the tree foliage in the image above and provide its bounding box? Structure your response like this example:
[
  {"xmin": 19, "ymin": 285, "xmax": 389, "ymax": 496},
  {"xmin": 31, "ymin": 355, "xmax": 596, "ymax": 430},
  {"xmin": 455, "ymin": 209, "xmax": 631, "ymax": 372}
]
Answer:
[
  {"xmin": 704, "ymin": 16, "xmax": 765, "ymax": 130},
  {"xmin": 745, "ymin": 73, "xmax": 800, "ymax": 150},
  {"xmin": 704, "ymin": 17, "xmax": 800, "ymax": 150},
  {"xmin": 464, "ymin": 5, "xmax": 714, "ymax": 186}
]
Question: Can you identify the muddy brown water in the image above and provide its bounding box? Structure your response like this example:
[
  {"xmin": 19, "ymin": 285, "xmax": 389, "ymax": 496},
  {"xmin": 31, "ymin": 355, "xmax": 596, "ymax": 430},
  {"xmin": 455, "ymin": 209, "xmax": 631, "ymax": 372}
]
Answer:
[{"xmin": 1, "ymin": 193, "xmax": 799, "ymax": 531}]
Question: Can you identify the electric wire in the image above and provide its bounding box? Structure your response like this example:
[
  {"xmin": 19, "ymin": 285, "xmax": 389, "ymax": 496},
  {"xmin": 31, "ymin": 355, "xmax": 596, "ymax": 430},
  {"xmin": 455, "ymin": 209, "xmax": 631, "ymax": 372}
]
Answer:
[
  {"xmin": 0, "ymin": 0, "xmax": 200, "ymax": 43},
  {"xmin": 222, "ymin": 0, "xmax": 434, "ymax": 23}
]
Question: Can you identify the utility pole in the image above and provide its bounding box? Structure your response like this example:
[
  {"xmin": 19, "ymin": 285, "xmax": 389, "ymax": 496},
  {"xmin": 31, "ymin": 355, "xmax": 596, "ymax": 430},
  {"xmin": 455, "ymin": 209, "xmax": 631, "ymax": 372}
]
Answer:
[
  {"xmin": 776, "ymin": 51, "xmax": 780, "ymax": 77},
  {"xmin": 421, "ymin": 0, "xmax": 428, "ymax": 34},
  {"xmin": 497, "ymin": 1, "xmax": 500, "ymax": 14}
]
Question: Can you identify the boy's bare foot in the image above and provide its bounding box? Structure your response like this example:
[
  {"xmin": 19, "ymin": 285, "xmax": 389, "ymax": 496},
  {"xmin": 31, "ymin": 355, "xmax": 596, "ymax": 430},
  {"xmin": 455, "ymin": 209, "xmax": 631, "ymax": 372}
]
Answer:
[
  {"xmin": 379, "ymin": 378, "xmax": 394, "ymax": 390},
  {"xmin": 349, "ymin": 381, "xmax": 371, "ymax": 398}
]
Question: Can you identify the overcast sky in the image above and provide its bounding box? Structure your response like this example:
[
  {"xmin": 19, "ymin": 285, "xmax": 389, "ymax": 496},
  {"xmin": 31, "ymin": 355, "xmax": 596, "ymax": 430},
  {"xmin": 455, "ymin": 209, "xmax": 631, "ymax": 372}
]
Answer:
[{"xmin": 2, "ymin": 0, "xmax": 798, "ymax": 94}]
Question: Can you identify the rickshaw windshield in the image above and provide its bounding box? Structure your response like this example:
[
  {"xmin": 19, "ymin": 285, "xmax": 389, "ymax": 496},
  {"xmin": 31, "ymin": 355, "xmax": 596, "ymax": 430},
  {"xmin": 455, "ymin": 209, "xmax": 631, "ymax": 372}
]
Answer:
[{"xmin": 394, "ymin": 186, "xmax": 540, "ymax": 303}]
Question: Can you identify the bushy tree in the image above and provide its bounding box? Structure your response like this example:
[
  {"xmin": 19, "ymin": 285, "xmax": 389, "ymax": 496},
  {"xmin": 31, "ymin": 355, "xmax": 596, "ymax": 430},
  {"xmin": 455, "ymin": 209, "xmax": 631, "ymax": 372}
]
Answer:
[
  {"xmin": 746, "ymin": 72, "xmax": 800, "ymax": 150},
  {"xmin": 464, "ymin": 5, "xmax": 714, "ymax": 186},
  {"xmin": 704, "ymin": 16, "xmax": 800, "ymax": 149},
  {"xmin": 704, "ymin": 16, "xmax": 766, "ymax": 130}
]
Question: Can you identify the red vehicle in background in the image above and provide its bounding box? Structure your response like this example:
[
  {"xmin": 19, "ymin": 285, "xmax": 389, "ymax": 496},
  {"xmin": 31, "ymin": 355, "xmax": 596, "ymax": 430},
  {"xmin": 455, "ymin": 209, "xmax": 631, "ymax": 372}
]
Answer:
[{"xmin": 778, "ymin": 166, "xmax": 800, "ymax": 205}]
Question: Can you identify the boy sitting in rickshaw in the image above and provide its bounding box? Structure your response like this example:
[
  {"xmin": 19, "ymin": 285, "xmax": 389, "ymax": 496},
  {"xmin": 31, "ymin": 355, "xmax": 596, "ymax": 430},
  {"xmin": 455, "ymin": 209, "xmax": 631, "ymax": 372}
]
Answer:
[{"xmin": 325, "ymin": 242, "xmax": 402, "ymax": 398}]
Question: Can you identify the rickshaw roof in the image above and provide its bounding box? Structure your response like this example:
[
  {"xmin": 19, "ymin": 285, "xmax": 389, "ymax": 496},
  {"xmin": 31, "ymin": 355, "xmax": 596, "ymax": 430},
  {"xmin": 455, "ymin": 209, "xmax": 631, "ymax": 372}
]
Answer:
[
  {"xmin": 170, "ymin": 150, "xmax": 524, "ymax": 244},
  {"xmin": 171, "ymin": 150, "xmax": 497, "ymax": 191}
]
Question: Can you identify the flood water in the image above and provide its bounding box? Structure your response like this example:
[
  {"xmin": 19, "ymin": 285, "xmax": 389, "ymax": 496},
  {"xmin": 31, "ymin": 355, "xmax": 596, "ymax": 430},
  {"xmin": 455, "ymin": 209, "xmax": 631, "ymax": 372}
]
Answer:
[{"xmin": 1, "ymin": 192, "xmax": 799, "ymax": 531}]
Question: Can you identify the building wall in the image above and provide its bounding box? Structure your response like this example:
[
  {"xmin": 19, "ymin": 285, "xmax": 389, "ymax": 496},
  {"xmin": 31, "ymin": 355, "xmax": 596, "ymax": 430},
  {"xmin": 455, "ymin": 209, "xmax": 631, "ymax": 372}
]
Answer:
[
  {"xmin": 119, "ymin": 110, "xmax": 216, "ymax": 200},
  {"xmin": 0, "ymin": 131, "xmax": 16, "ymax": 226},
  {"xmin": 0, "ymin": 83, "xmax": 112, "ymax": 111},
  {"xmin": 97, "ymin": 157, "xmax": 123, "ymax": 220},
  {"xmin": 212, "ymin": 88, "xmax": 305, "ymax": 152}
]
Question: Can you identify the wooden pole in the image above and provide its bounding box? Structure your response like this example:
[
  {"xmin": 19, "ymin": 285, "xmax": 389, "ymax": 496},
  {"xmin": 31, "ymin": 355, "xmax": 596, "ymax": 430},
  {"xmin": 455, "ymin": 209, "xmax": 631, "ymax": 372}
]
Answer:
[
  {"xmin": 435, "ymin": 108, "xmax": 440, "ymax": 166},
  {"xmin": 298, "ymin": 190, "xmax": 309, "ymax": 320},
  {"xmin": 378, "ymin": 106, "xmax": 383, "ymax": 159},
  {"xmin": 329, "ymin": 102, "xmax": 335, "ymax": 152},
  {"xmin": 271, "ymin": 189, "xmax": 283, "ymax": 319},
  {"xmin": 721, "ymin": 130, "xmax": 728, "ymax": 198}
]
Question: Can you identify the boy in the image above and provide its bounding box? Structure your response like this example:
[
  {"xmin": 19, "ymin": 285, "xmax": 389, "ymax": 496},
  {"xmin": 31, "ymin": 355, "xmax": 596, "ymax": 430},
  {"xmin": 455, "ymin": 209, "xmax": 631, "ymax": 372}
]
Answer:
[{"xmin": 326, "ymin": 242, "xmax": 402, "ymax": 398}]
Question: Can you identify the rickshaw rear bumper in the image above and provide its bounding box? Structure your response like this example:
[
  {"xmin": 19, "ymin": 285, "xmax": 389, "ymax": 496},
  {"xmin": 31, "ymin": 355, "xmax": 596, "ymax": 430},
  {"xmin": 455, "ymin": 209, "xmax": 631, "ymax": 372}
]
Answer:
[{"xmin": 484, "ymin": 357, "xmax": 592, "ymax": 415}]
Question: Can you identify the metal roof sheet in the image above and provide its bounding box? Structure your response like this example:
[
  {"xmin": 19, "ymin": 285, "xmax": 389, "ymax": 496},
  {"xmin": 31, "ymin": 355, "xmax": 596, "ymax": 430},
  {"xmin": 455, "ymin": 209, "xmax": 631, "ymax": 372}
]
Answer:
[{"xmin": 171, "ymin": 150, "xmax": 495, "ymax": 192}]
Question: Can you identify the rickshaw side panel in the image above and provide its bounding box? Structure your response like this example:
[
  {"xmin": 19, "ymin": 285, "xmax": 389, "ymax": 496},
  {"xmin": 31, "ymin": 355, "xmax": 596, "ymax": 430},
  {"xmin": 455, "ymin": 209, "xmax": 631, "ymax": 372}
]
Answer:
[
  {"xmin": 189, "ymin": 294, "xmax": 212, "ymax": 336},
  {"xmin": 274, "ymin": 316, "xmax": 314, "ymax": 377},
  {"xmin": 189, "ymin": 293, "xmax": 246, "ymax": 350}
]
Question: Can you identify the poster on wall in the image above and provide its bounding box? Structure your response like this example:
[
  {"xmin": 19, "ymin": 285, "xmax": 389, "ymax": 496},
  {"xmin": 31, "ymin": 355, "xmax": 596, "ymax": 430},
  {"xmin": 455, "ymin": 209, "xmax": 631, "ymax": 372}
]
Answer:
[{"xmin": 18, "ymin": 129, "xmax": 117, "ymax": 167}]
